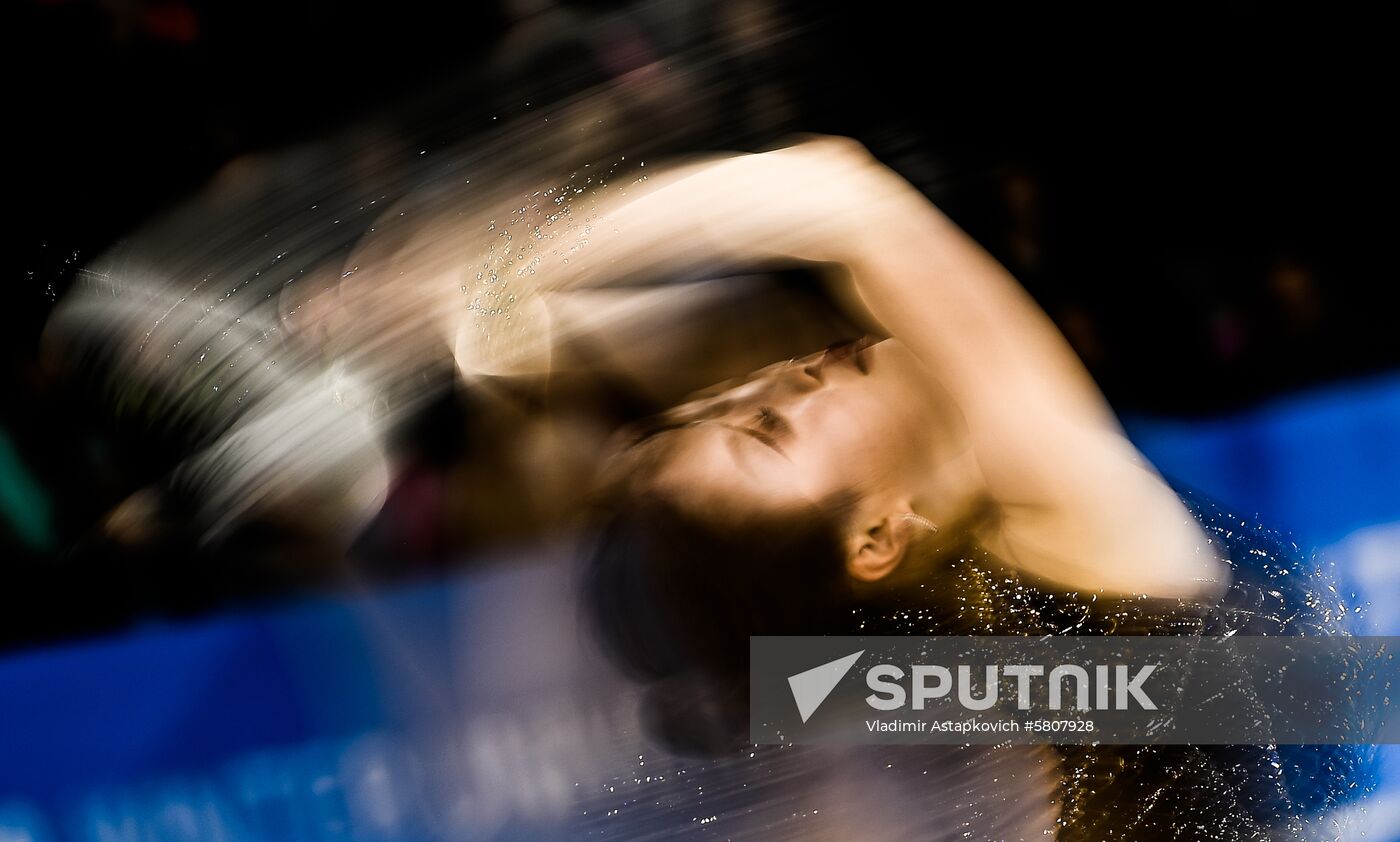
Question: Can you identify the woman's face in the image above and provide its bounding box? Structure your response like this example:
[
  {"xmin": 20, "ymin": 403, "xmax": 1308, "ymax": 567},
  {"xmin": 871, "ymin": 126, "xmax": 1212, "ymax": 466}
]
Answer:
[{"xmin": 637, "ymin": 338, "xmax": 941, "ymax": 515}]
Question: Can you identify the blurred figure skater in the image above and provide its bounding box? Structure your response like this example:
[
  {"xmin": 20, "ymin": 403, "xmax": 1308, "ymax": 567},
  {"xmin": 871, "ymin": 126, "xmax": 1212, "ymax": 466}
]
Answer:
[{"xmin": 566, "ymin": 138, "xmax": 1368, "ymax": 839}]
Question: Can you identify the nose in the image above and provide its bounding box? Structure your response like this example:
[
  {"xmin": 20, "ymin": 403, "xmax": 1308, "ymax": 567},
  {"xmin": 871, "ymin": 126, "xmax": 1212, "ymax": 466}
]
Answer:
[
  {"xmin": 815, "ymin": 337, "xmax": 872, "ymax": 375},
  {"xmin": 797, "ymin": 340, "xmax": 855, "ymax": 382}
]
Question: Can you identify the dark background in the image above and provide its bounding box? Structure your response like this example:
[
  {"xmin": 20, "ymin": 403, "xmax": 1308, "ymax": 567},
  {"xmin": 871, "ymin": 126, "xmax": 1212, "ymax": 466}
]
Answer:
[{"xmin": 4, "ymin": 0, "xmax": 1394, "ymax": 641}]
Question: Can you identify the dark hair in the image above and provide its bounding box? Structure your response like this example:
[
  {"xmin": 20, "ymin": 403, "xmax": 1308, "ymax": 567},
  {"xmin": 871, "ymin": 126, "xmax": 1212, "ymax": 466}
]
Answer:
[{"xmin": 581, "ymin": 433, "xmax": 856, "ymax": 752}]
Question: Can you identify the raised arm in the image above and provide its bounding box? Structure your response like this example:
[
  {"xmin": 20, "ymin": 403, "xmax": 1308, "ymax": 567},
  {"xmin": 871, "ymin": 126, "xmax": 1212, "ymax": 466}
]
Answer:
[{"xmin": 541, "ymin": 137, "xmax": 1227, "ymax": 598}]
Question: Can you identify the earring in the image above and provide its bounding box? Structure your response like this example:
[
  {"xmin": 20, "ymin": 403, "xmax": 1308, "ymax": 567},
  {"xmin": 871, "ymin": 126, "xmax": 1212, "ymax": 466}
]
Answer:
[{"xmin": 901, "ymin": 512, "xmax": 939, "ymax": 535}]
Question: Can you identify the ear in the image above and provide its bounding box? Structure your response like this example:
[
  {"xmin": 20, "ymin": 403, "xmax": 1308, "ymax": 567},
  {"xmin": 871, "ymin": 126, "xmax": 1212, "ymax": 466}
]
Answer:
[{"xmin": 845, "ymin": 514, "xmax": 913, "ymax": 583}]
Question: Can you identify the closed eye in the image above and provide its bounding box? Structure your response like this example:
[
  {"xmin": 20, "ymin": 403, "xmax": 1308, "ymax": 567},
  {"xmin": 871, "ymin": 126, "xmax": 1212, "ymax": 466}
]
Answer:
[
  {"xmin": 723, "ymin": 423, "xmax": 787, "ymax": 456},
  {"xmin": 755, "ymin": 406, "xmax": 793, "ymax": 438}
]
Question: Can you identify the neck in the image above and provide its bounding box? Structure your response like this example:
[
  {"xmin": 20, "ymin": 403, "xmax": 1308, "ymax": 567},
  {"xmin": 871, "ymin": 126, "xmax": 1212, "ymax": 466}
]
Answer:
[{"xmin": 910, "ymin": 443, "xmax": 988, "ymax": 544}]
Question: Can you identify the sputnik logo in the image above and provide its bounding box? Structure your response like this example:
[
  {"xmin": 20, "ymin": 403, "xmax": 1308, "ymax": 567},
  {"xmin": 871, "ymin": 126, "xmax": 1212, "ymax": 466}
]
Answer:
[{"xmin": 787, "ymin": 650, "xmax": 864, "ymax": 723}]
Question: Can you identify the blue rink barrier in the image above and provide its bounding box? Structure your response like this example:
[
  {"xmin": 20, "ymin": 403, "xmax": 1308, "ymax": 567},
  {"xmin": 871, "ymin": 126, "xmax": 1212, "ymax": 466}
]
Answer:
[
  {"xmin": 1, "ymin": 370, "xmax": 1399, "ymax": 840},
  {"xmin": 0, "ymin": 554, "xmax": 644, "ymax": 841},
  {"xmin": 1125, "ymin": 371, "xmax": 1400, "ymax": 553}
]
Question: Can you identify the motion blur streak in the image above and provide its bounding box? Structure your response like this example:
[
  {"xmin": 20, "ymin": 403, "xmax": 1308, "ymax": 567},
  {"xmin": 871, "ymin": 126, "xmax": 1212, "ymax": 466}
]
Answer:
[{"xmin": 41, "ymin": 61, "xmax": 757, "ymax": 545}]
